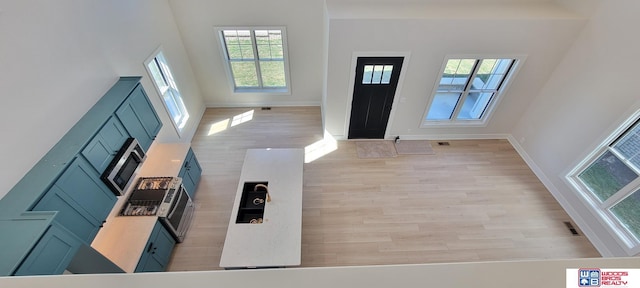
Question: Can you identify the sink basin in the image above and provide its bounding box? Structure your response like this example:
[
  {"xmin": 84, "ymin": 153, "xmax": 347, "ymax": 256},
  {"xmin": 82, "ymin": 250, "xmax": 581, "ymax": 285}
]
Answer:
[
  {"xmin": 242, "ymin": 191, "xmax": 267, "ymax": 209},
  {"xmin": 236, "ymin": 182, "xmax": 268, "ymax": 224},
  {"xmin": 236, "ymin": 210, "xmax": 264, "ymax": 224}
]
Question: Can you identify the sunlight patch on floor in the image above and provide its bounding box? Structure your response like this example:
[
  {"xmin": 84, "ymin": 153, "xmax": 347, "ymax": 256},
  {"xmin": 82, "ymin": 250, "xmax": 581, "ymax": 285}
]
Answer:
[
  {"xmin": 231, "ymin": 110, "xmax": 254, "ymax": 127},
  {"xmin": 208, "ymin": 110, "xmax": 255, "ymax": 136},
  {"xmin": 208, "ymin": 119, "xmax": 230, "ymax": 135},
  {"xmin": 304, "ymin": 130, "xmax": 337, "ymax": 163}
]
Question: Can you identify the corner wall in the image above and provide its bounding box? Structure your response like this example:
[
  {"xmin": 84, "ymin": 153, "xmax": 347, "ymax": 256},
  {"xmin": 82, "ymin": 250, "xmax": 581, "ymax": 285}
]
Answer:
[
  {"xmin": 168, "ymin": 0, "xmax": 325, "ymax": 108},
  {"xmin": 0, "ymin": 0, "xmax": 204, "ymax": 199},
  {"xmin": 511, "ymin": 0, "xmax": 640, "ymax": 256},
  {"xmin": 323, "ymin": 3, "xmax": 587, "ymax": 140}
]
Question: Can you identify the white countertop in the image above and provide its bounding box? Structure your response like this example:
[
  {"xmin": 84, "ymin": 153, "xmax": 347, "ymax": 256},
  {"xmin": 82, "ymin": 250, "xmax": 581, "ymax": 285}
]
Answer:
[
  {"xmin": 91, "ymin": 142, "xmax": 191, "ymax": 273},
  {"xmin": 219, "ymin": 148, "xmax": 304, "ymax": 268},
  {"xmin": 138, "ymin": 142, "xmax": 191, "ymax": 177}
]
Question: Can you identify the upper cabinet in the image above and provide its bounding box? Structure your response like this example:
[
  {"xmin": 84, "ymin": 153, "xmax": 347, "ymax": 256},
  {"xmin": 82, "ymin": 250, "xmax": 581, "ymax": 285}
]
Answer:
[
  {"xmin": 179, "ymin": 148, "xmax": 202, "ymax": 199},
  {"xmin": 81, "ymin": 116, "xmax": 130, "ymax": 174},
  {"xmin": 116, "ymin": 86, "xmax": 162, "ymax": 152}
]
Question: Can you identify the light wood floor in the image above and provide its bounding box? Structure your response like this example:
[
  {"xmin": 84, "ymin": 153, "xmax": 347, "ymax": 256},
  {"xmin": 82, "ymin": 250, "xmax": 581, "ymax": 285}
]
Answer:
[{"xmin": 166, "ymin": 107, "xmax": 600, "ymax": 271}]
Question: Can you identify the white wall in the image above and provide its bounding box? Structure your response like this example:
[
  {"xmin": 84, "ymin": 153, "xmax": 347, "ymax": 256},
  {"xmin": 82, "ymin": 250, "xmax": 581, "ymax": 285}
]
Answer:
[
  {"xmin": 323, "ymin": 2, "xmax": 587, "ymax": 139},
  {"xmin": 168, "ymin": 0, "xmax": 325, "ymax": 107},
  {"xmin": 1, "ymin": 257, "xmax": 639, "ymax": 288},
  {"xmin": 511, "ymin": 0, "xmax": 640, "ymax": 256},
  {"xmin": 0, "ymin": 0, "xmax": 204, "ymax": 199}
]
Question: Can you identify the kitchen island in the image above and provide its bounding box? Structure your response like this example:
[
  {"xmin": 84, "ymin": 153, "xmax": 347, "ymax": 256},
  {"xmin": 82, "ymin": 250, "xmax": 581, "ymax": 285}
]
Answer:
[{"xmin": 219, "ymin": 148, "xmax": 304, "ymax": 269}]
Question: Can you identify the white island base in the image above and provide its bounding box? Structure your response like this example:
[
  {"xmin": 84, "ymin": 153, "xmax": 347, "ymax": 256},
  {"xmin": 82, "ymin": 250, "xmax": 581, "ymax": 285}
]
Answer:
[{"xmin": 219, "ymin": 148, "xmax": 304, "ymax": 269}]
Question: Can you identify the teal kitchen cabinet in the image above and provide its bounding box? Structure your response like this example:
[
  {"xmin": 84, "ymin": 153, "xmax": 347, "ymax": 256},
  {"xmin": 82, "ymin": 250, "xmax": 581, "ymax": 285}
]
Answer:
[
  {"xmin": 116, "ymin": 86, "xmax": 162, "ymax": 152},
  {"xmin": 32, "ymin": 157, "xmax": 116, "ymax": 243},
  {"xmin": 135, "ymin": 221, "xmax": 176, "ymax": 272},
  {"xmin": 13, "ymin": 222, "xmax": 82, "ymax": 276},
  {"xmin": 179, "ymin": 148, "xmax": 202, "ymax": 199},
  {"xmin": 81, "ymin": 116, "xmax": 130, "ymax": 174},
  {"xmin": 0, "ymin": 77, "xmax": 168, "ymax": 276}
]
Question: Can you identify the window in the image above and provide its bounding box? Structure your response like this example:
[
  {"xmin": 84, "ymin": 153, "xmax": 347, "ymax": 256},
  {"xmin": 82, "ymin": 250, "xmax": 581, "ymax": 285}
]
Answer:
[
  {"xmin": 217, "ymin": 28, "xmax": 290, "ymax": 93},
  {"xmin": 568, "ymin": 112, "xmax": 640, "ymax": 253},
  {"xmin": 422, "ymin": 57, "xmax": 520, "ymax": 126},
  {"xmin": 145, "ymin": 49, "xmax": 189, "ymax": 133}
]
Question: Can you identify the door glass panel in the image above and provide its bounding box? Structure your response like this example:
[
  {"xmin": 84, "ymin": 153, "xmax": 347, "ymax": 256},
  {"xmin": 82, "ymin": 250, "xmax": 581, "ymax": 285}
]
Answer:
[
  {"xmin": 578, "ymin": 151, "xmax": 638, "ymax": 201},
  {"xmin": 372, "ymin": 65, "xmax": 384, "ymax": 84},
  {"xmin": 381, "ymin": 65, "xmax": 393, "ymax": 84},
  {"xmin": 610, "ymin": 189, "xmax": 640, "ymax": 241},
  {"xmin": 363, "ymin": 65, "xmax": 394, "ymax": 85},
  {"xmin": 362, "ymin": 65, "xmax": 373, "ymax": 84},
  {"xmin": 457, "ymin": 92, "xmax": 494, "ymax": 120},
  {"xmin": 426, "ymin": 92, "xmax": 461, "ymax": 120}
]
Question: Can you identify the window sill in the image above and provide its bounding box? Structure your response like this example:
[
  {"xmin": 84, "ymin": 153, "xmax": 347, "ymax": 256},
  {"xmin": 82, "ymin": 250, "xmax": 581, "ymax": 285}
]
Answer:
[
  {"xmin": 233, "ymin": 87, "xmax": 290, "ymax": 95},
  {"xmin": 420, "ymin": 120, "xmax": 488, "ymax": 128}
]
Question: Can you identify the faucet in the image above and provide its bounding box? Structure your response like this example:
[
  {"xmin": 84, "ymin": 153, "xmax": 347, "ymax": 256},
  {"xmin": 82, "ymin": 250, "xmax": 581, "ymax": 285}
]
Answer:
[{"xmin": 254, "ymin": 184, "xmax": 270, "ymax": 202}]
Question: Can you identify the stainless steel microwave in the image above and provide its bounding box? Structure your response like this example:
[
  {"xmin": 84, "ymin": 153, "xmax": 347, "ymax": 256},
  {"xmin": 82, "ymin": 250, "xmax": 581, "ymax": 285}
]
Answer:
[{"xmin": 101, "ymin": 138, "xmax": 146, "ymax": 196}]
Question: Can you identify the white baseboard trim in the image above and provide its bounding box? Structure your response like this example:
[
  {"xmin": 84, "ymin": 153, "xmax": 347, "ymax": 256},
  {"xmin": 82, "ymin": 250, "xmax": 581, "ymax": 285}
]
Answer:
[
  {"xmin": 334, "ymin": 133, "xmax": 511, "ymax": 141},
  {"xmin": 204, "ymin": 102, "xmax": 321, "ymax": 108},
  {"xmin": 387, "ymin": 133, "xmax": 511, "ymax": 141},
  {"xmin": 506, "ymin": 135, "xmax": 613, "ymax": 257}
]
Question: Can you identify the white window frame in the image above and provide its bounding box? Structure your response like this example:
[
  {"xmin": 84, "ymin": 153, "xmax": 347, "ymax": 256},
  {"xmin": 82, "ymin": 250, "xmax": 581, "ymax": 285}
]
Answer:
[
  {"xmin": 215, "ymin": 26, "xmax": 291, "ymax": 94},
  {"xmin": 421, "ymin": 55, "xmax": 525, "ymax": 127},
  {"xmin": 144, "ymin": 47, "xmax": 190, "ymax": 136},
  {"xmin": 566, "ymin": 109, "xmax": 640, "ymax": 255}
]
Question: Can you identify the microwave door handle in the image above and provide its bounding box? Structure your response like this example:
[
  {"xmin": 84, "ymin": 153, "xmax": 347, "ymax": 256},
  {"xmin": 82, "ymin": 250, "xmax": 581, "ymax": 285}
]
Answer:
[{"xmin": 132, "ymin": 150, "xmax": 143, "ymax": 162}]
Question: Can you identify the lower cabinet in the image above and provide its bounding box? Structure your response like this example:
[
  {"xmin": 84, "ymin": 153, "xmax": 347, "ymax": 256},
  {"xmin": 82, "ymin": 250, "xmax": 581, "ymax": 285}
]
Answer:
[
  {"xmin": 179, "ymin": 148, "xmax": 202, "ymax": 199},
  {"xmin": 14, "ymin": 222, "xmax": 82, "ymax": 276},
  {"xmin": 135, "ymin": 221, "xmax": 176, "ymax": 272},
  {"xmin": 33, "ymin": 186, "xmax": 101, "ymax": 244},
  {"xmin": 32, "ymin": 157, "xmax": 116, "ymax": 243}
]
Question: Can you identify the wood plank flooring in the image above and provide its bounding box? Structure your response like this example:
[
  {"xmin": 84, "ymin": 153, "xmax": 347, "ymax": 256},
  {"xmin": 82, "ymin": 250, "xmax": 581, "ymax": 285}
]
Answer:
[{"xmin": 166, "ymin": 107, "xmax": 599, "ymax": 271}]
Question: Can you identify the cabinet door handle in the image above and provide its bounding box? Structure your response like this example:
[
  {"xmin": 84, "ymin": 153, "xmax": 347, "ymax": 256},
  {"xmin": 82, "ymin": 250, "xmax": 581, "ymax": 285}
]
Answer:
[
  {"xmin": 184, "ymin": 161, "xmax": 189, "ymax": 168},
  {"xmin": 146, "ymin": 242, "xmax": 154, "ymax": 253}
]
